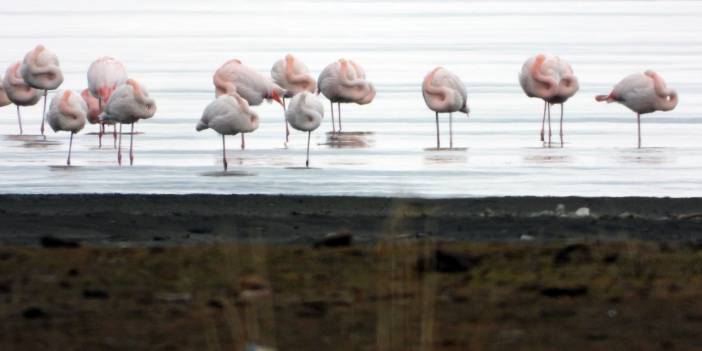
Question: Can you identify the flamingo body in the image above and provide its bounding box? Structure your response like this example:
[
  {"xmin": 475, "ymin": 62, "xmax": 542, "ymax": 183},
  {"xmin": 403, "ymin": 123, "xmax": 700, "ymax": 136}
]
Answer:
[
  {"xmin": 2, "ymin": 62, "xmax": 41, "ymax": 106},
  {"xmin": 317, "ymin": 59, "xmax": 375, "ymax": 104},
  {"xmin": 101, "ymin": 79, "xmax": 156, "ymax": 124},
  {"xmin": 197, "ymin": 95, "xmax": 260, "ymax": 135},
  {"xmin": 20, "ymin": 45, "xmax": 64, "ymax": 91},
  {"xmin": 81, "ymin": 89, "xmax": 101, "ymax": 125},
  {"xmin": 422, "ymin": 67, "xmax": 469, "ymax": 114},
  {"xmin": 286, "ymin": 92, "xmax": 323, "ymax": 132},
  {"xmin": 271, "ymin": 54, "xmax": 316, "ymax": 97},
  {"xmin": 47, "ymin": 90, "xmax": 87, "ymax": 133},
  {"xmin": 213, "ymin": 59, "xmax": 284, "ymax": 106},
  {"xmin": 0, "ymin": 77, "xmax": 11, "ymax": 107},
  {"xmin": 87, "ymin": 57, "xmax": 128, "ymax": 104}
]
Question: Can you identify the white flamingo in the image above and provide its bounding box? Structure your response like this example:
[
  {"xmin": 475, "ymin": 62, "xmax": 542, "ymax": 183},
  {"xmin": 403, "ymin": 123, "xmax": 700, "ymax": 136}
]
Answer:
[
  {"xmin": 596, "ymin": 71, "xmax": 678, "ymax": 148},
  {"xmin": 286, "ymin": 92, "xmax": 324, "ymax": 167},
  {"xmin": 197, "ymin": 94, "xmax": 260, "ymax": 171},
  {"xmin": 422, "ymin": 67, "xmax": 469, "ymax": 149},
  {"xmin": 20, "ymin": 45, "xmax": 64, "ymax": 137},
  {"xmin": 317, "ymin": 58, "xmax": 375, "ymax": 133},
  {"xmin": 100, "ymin": 79, "xmax": 156, "ymax": 166},
  {"xmin": 47, "ymin": 90, "xmax": 87, "ymax": 165},
  {"xmin": 519, "ymin": 54, "xmax": 579, "ymax": 147}
]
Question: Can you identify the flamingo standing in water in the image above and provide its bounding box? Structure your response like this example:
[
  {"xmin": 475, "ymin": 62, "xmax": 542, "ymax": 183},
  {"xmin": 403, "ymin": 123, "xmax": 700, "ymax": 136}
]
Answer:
[
  {"xmin": 47, "ymin": 90, "xmax": 87, "ymax": 165},
  {"xmin": 519, "ymin": 54, "xmax": 579, "ymax": 147},
  {"xmin": 20, "ymin": 45, "xmax": 64, "ymax": 138},
  {"xmin": 596, "ymin": 71, "xmax": 678, "ymax": 148},
  {"xmin": 213, "ymin": 59, "xmax": 284, "ymax": 148},
  {"xmin": 2, "ymin": 62, "xmax": 41, "ymax": 135},
  {"xmin": 197, "ymin": 94, "xmax": 260, "ymax": 171},
  {"xmin": 87, "ymin": 57, "xmax": 128, "ymax": 148},
  {"xmin": 271, "ymin": 54, "xmax": 316, "ymax": 144},
  {"xmin": 100, "ymin": 79, "xmax": 156, "ymax": 166},
  {"xmin": 317, "ymin": 58, "xmax": 375, "ymax": 133},
  {"xmin": 422, "ymin": 67, "xmax": 469, "ymax": 149},
  {"xmin": 285, "ymin": 92, "xmax": 324, "ymax": 167}
]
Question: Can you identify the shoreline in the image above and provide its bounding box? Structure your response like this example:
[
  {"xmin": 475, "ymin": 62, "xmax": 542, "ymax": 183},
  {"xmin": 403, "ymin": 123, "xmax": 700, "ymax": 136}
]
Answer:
[{"xmin": 1, "ymin": 194, "xmax": 701, "ymax": 246}]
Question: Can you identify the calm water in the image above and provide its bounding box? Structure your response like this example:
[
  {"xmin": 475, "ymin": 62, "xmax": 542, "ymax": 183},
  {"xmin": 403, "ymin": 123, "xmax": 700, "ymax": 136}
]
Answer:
[{"xmin": 0, "ymin": 0, "xmax": 700, "ymax": 197}]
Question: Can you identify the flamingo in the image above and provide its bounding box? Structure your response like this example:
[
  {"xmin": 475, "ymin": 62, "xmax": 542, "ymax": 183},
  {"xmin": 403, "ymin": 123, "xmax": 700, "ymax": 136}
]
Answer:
[
  {"xmin": 285, "ymin": 92, "xmax": 324, "ymax": 167},
  {"xmin": 100, "ymin": 79, "xmax": 156, "ymax": 166},
  {"xmin": 196, "ymin": 94, "xmax": 260, "ymax": 171},
  {"xmin": 596, "ymin": 71, "xmax": 678, "ymax": 148},
  {"xmin": 2, "ymin": 62, "xmax": 41, "ymax": 135},
  {"xmin": 422, "ymin": 67, "xmax": 469, "ymax": 149},
  {"xmin": 271, "ymin": 54, "xmax": 316, "ymax": 144},
  {"xmin": 47, "ymin": 91, "xmax": 87, "ymax": 165},
  {"xmin": 0, "ymin": 76, "xmax": 11, "ymax": 108},
  {"xmin": 213, "ymin": 59, "xmax": 284, "ymax": 148},
  {"xmin": 81, "ymin": 89, "xmax": 101, "ymax": 125},
  {"xmin": 20, "ymin": 45, "xmax": 64, "ymax": 137},
  {"xmin": 519, "ymin": 54, "xmax": 579, "ymax": 147},
  {"xmin": 317, "ymin": 58, "xmax": 375, "ymax": 133},
  {"xmin": 87, "ymin": 57, "xmax": 128, "ymax": 148}
]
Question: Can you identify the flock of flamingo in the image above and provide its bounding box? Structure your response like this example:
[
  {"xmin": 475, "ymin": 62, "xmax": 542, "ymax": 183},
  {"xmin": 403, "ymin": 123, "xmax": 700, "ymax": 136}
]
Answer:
[{"xmin": 0, "ymin": 45, "xmax": 679, "ymax": 170}]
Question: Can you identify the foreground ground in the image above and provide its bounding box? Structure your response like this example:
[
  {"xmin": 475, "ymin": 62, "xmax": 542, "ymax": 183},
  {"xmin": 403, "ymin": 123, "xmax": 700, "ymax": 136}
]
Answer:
[
  {"xmin": 1, "ymin": 195, "xmax": 702, "ymax": 350},
  {"xmin": 2, "ymin": 241, "xmax": 702, "ymax": 350}
]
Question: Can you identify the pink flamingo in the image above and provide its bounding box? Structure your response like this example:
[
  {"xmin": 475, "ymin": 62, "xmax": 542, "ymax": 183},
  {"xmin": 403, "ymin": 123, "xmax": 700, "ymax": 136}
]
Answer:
[
  {"xmin": 519, "ymin": 54, "xmax": 579, "ymax": 147},
  {"xmin": 271, "ymin": 54, "xmax": 316, "ymax": 143},
  {"xmin": 285, "ymin": 92, "xmax": 324, "ymax": 167},
  {"xmin": 81, "ymin": 89, "xmax": 101, "ymax": 125},
  {"xmin": 196, "ymin": 94, "xmax": 260, "ymax": 171},
  {"xmin": 596, "ymin": 71, "xmax": 678, "ymax": 148},
  {"xmin": 47, "ymin": 91, "xmax": 87, "ymax": 165},
  {"xmin": 87, "ymin": 57, "xmax": 128, "ymax": 148},
  {"xmin": 20, "ymin": 45, "xmax": 64, "ymax": 137},
  {"xmin": 213, "ymin": 59, "xmax": 284, "ymax": 149},
  {"xmin": 317, "ymin": 58, "xmax": 375, "ymax": 133},
  {"xmin": 422, "ymin": 67, "xmax": 469, "ymax": 149},
  {"xmin": 2, "ymin": 62, "xmax": 41, "ymax": 135},
  {"xmin": 100, "ymin": 79, "xmax": 156, "ymax": 166}
]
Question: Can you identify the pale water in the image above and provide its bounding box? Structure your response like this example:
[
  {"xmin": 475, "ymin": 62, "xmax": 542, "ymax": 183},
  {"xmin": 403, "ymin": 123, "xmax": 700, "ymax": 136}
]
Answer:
[{"xmin": 0, "ymin": 0, "xmax": 700, "ymax": 197}]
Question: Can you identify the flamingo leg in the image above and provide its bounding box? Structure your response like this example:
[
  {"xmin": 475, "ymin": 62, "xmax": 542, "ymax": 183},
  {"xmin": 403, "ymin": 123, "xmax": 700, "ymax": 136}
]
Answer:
[
  {"xmin": 559, "ymin": 103, "xmax": 564, "ymax": 148},
  {"xmin": 449, "ymin": 112, "xmax": 453, "ymax": 149},
  {"xmin": 129, "ymin": 123, "xmax": 135, "ymax": 166},
  {"xmin": 98, "ymin": 123, "xmax": 104, "ymax": 148},
  {"xmin": 16, "ymin": 105, "xmax": 23, "ymax": 135},
  {"xmin": 330, "ymin": 100, "xmax": 336, "ymax": 133},
  {"xmin": 222, "ymin": 134, "xmax": 228, "ymax": 171},
  {"xmin": 540, "ymin": 101, "xmax": 546, "ymax": 142},
  {"xmin": 241, "ymin": 133, "xmax": 245, "ymax": 150},
  {"xmin": 337, "ymin": 102, "xmax": 342, "ymax": 132},
  {"xmin": 306, "ymin": 131, "xmax": 311, "ymax": 168},
  {"xmin": 547, "ymin": 103, "xmax": 552, "ymax": 147},
  {"xmin": 98, "ymin": 98, "xmax": 103, "ymax": 148},
  {"xmin": 40, "ymin": 90, "xmax": 47, "ymax": 139},
  {"xmin": 637, "ymin": 113, "xmax": 641, "ymax": 149},
  {"xmin": 435, "ymin": 112, "xmax": 440, "ymax": 149},
  {"xmin": 113, "ymin": 124, "xmax": 117, "ymax": 149},
  {"xmin": 282, "ymin": 97, "xmax": 290, "ymax": 145},
  {"xmin": 117, "ymin": 123, "xmax": 123, "ymax": 166},
  {"xmin": 67, "ymin": 132, "xmax": 74, "ymax": 166}
]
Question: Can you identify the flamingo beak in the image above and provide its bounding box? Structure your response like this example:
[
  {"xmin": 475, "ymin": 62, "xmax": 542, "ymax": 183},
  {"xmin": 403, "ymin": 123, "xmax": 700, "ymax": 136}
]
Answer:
[{"xmin": 271, "ymin": 90, "xmax": 284, "ymax": 107}]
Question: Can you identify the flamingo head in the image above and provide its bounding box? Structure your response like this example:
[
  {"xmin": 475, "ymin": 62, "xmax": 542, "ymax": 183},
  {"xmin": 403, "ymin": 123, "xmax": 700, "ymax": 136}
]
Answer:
[{"xmin": 98, "ymin": 87, "xmax": 112, "ymax": 104}]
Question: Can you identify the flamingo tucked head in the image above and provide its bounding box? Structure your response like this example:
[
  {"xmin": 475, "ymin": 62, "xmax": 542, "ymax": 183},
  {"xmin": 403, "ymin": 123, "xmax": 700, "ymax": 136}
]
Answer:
[
  {"xmin": 645, "ymin": 70, "xmax": 678, "ymax": 111},
  {"xmin": 81, "ymin": 88, "xmax": 101, "ymax": 124},
  {"xmin": 530, "ymin": 54, "xmax": 558, "ymax": 99}
]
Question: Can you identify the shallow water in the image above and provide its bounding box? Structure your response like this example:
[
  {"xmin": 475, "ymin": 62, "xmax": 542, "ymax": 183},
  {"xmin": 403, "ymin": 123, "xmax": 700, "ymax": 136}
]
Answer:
[{"xmin": 0, "ymin": 0, "xmax": 700, "ymax": 197}]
